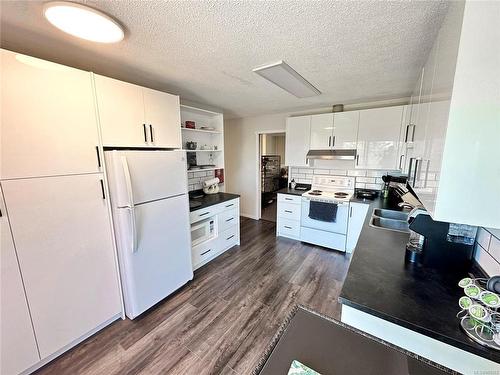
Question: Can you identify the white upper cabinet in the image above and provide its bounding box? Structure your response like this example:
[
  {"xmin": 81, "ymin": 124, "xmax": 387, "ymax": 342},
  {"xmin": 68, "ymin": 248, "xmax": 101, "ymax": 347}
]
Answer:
[
  {"xmin": 285, "ymin": 116, "xmax": 311, "ymax": 167},
  {"xmin": 310, "ymin": 113, "xmax": 333, "ymax": 149},
  {"xmin": 94, "ymin": 74, "xmax": 147, "ymax": 147},
  {"xmin": 333, "ymin": 111, "xmax": 359, "ymax": 149},
  {"xmin": 309, "ymin": 112, "xmax": 358, "ymax": 150},
  {"xmin": 409, "ymin": 1, "xmax": 500, "ymax": 228},
  {"xmin": 1, "ymin": 190, "xmax": 40, "ymax": 375},
  {"xmin": 142, "ymin": 87, "xmax": 181, "ymax": 148},
  {"xmin": 1, "ymin": 49, "xmax": 101, "ymax": 179},
  {"xmin": 356, "ymin": 106, "xmax": 404, "ymax": 170},
  {"xmin": 94, "ymin": 74, "xmax": 181, "ymax": 148},
  {"xmin": 2, "ymin": 174, "xmax": 122, "ymax": 358}
]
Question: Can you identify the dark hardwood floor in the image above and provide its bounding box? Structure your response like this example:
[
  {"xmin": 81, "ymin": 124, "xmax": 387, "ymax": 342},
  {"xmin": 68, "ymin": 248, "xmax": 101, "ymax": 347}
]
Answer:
[{"xmin": 36, "ymin": 217, "xmax": 352, "ymax": 375}]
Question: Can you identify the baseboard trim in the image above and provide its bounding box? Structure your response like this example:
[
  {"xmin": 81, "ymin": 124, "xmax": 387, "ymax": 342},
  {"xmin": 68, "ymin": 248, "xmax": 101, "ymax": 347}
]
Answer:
[{"xmin": 241, "ymin": 212, "xmax": 259, "ymax": 220}]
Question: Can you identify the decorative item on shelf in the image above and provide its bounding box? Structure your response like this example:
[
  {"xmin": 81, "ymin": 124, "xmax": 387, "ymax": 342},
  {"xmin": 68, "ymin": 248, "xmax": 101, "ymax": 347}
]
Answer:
[
  {"xmin": 200, "ymin": 144, "xmax": 209, "ymax": 150},
  {"xmin": 203, "ymin": 177, "xmax": 220, "ymax": 195},
  {"xmin": 215, "ymin": 168, "xmax": 224, "ymax": 183},
  {"xmin": 456, "ymin": 276, "xmax": 500, "ymax": 350},
  {"xmin": 214, "ymin": 145, "xmax": 218, "ymax": 150},
  {"xmin": 186, "ymin": 141, "xmax": 197, "ymax": 150},
  {"xmin": 185, "ymin": 121, "xmax": 196, "ymax": 129},
  {"xmin": 200, "ymin": 126, "xmax": 216, "ymax": 131}
]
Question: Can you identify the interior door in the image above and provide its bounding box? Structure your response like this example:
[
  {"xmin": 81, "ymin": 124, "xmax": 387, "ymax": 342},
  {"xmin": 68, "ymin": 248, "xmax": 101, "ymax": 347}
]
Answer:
[
  {"xmin": 1, "ymin": 49, "xmax": 100, "ymax": 179},
  {"xmin": 143, "ymin": 88, "xmax": 181, "ymax": 148},
  {"xmin": 0, "ymin": 187, "xmax": 40, "ymax": 375},
  {"xmin": 356, "ymin": 107, "xmax": 404, "ymax": 170},
  {"xmin": 333, "ymin": 111, "xmax": 359, "ymax": 149},
  {"xmin": 94, "ymin": 74, "xmax": 148, "ymax": 147},
  {"xmin": 2, "ymin": 174, "xmax": 122, "ymax": 359},
  {"xmin": 119, "ymin": 195, "xmax": 193, "ymax": 318},
  {"xmin": 310, "ymin": 113, "xmax": 334, "ymax": 149}
]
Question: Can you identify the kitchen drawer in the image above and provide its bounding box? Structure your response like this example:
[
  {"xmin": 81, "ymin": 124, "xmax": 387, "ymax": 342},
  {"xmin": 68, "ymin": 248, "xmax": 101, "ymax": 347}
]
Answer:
[
  {"xmin": 221, "ymin": 199, "xmax": 239, "ymax": 211},
  {"xmin": 219, "ymin": 226, "xmax": 239, "ymax": 252},
  {"xmin": 278, "ymin": 193, "xmax": 302, "ymax": 205},
  {"xmin": 277, "ymin": 218, "xmax": 301, "ymax": 239},
  {"xmin": 218, "ymin": 208, "xmax": 239, "ymax": 232},
  {"xmin": 192, "ymin": 237, "xmax": 218, "ymax": 268},
  {"xmin": 190, "ymin": 205, "xmax": 220, "ymax": 224},
  {"xmin": 277, "ymin": 202, "xmax": 301, "ymax": 221}
]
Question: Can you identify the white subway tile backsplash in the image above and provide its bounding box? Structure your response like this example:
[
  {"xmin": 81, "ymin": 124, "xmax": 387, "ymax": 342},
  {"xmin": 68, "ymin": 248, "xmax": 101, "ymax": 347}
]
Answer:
[
  {"xmin": 474, "ymin": 243, "xmax": 500, "ymax": 276},
  {"xmin": 489, "ymin": 236, "xmax": 500, "ymax": 261},
  {"xmin": 375, "ymin": 177, "xmax": 385, "ymax": 184},
  {"xmin": 313, "ymin": 169, "xmax": 330, "ymax": 175},
  {"xmin": 355, "ymin": 182, "xmax": 366, "ymax": 189},
  {"xmin": 330, "ymin": 169, "xmax": 347, "ymax": 176},
  {"xmin": 366, "ymin": 170, "xmax": 387, "ymax": 177},
  {"xmin": 476, "ymin": 228, "xmax": 492, "ymax": 250},
  {"xmin": 347, "ymin": 170, "xmax": 367, "ymax": 177},
  {"xmin": 299, "ymin": 168, "xmax": 310, "ymax": 174},
  {"xmin": 356, "ymin": 177, "xmax": 376, "ymax": 184},
  {"xmin": 365, "ymin": 183, "xmax": 383, "ymax": 190}
]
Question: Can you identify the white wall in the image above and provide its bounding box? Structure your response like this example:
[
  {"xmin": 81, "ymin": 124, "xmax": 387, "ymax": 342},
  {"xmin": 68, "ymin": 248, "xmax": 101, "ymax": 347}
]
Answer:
[
  {"xmin": 225, "ymin": 114, "xmax": 287, "ymax": 218},
  {"xmin": 224, "ymin": 98, "xmax": 409, "ymax": 219}
]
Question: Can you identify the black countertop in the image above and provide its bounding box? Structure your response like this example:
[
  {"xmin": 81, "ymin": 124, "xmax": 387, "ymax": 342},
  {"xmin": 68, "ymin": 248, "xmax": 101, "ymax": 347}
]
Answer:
[
  {"xmin": 276, "ymin": 187, "xmax": 309, "ymax": 196},
  {"xmin": 339, "ymin": 196, "xmax": 500, "ymax": 364},
  {"xmin": 188, "ymin": 192, "xmax": 240, "ymax": 212}
]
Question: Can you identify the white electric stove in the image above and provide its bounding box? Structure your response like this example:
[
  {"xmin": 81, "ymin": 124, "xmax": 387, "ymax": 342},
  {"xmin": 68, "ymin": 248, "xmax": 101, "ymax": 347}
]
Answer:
[{"xmin": 300, "ymin": 175, "xmax": 355, "ymax": 251}]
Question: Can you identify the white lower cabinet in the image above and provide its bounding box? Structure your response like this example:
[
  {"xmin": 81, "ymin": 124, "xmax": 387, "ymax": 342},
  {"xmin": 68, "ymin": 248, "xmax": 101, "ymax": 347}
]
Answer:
[
  {"xmin": 276, "ymin": 194, "xmax": 302, "ymax": 240},
  {"xmin": 346, "ymin": 202, "xmax": 370, "ymax": 253},
  {"xmin": 1, "ymin": 192, "xmax": 40, "ymax": 375},
  {"xmin": 190, "ymin": 198, "xmax": 240, "ymax": 270},
  {"xmin": 1, "ymin": 174, "xmax": 122, "ymax": 360}
]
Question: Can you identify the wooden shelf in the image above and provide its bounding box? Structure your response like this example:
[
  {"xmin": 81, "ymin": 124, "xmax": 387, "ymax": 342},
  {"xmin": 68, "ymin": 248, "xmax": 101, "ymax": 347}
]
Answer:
[{"xmin": 181, "ymin": 127, "xmax": 222, "ymax": 134}]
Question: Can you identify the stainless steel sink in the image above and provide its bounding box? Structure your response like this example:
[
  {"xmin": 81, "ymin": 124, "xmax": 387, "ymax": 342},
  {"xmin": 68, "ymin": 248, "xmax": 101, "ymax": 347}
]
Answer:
[
  {"xmin": 372, "ymin": 209, "xmax": 409, "ymax": 221},
  {"xmin": 369, "ymin": 209, "xmax": 410, "ymax": 233}
]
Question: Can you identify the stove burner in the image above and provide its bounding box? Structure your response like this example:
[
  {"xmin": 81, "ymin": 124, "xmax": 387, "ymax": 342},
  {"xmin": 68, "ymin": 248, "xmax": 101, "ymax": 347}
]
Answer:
[
  {"xmin": 309, "ymin": 190, "xmax": 322, "ymax": 196},
  {"xmin": 334, "ymin": 192, "xmax": 349, "ymax": 198}
]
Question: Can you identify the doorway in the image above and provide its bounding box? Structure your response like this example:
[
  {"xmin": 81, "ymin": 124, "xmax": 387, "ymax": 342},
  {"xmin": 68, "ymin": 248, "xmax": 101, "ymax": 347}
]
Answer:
[{"xmin": 258, "ymin": 132, "xmax": 287, "ymax": 222}]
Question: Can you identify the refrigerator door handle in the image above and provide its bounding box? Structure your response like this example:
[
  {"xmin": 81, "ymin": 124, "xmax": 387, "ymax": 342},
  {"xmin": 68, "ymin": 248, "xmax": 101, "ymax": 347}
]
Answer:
[{"xmin": 120, "ymin": 156, "xmax": 138, "ymax": 253}]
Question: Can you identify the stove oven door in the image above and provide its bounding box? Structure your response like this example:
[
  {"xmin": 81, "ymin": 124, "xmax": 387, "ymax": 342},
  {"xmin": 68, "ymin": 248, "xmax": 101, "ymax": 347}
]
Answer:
[{"xmin": 300, "ymin": 198, "xmax": 349, "ymax": 234}]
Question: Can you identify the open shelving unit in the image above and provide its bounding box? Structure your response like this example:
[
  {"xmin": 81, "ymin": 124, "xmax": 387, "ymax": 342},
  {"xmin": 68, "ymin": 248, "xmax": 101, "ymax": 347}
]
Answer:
[{"xmin": 180, "ymin": 104, "xmax": 225, "ymax": 190}]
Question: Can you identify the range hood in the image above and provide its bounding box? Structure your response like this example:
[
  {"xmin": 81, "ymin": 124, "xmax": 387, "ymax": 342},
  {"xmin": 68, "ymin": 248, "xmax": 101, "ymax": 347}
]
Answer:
[{"xmin": 306, "ymin": 149, "xmax": 357, "ymax": 161}]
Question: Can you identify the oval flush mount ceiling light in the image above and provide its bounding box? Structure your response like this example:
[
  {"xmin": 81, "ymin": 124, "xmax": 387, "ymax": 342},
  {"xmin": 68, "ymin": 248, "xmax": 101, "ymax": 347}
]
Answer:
[{"xmin": 43, "ymin": 1, "xmax": 124, "ymax": 43}]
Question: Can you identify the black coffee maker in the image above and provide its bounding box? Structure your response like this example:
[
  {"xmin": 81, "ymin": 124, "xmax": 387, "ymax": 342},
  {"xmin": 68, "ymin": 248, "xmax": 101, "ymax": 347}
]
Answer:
[{"xmin": 405, "ymin": 208, "xmax": 475, "ymax": 271}]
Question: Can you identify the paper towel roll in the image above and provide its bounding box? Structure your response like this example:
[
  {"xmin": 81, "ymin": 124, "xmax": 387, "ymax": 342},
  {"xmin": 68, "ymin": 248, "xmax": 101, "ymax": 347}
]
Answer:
[{"xmin": 203, "ymin": 177, "xmax": 220, "ymax": 187}]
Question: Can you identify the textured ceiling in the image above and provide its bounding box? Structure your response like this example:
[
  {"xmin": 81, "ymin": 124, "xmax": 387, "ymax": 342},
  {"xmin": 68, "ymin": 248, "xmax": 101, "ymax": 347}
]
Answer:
[{"xmin": 1, "ymin": 0, "xmax": 449, "ymax": 119}]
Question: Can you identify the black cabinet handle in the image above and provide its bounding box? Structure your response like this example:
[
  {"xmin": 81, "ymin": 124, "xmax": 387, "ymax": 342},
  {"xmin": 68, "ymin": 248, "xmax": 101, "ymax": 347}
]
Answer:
[
  {"xmin": 199, "ymin": 212, "xmax": 210, "ymax": 217},
  {"xmin": 95, "ymin": 146, "xmax": 101, "ymax": 168},
  {"xmin": 404, "ymin": 124, "xmax": 410, "ymax": 142},
  {"xmin": 225, "ymin": 203, "xmax": 234, "ymax": 208},
  {"xmin": 350, "ymin": 207, "xmax": 353, "ymax": 217},
  {"xmin": 99, "ymin": 179, "xmax": 106, "ymax": 200},
  {"xmin": 149, "ymin": 124, "xmax": 154, "ymax": 143},
  {"xmin": 285, "ymin": 197, "xmax": 293, "ymax": 201},
  {"xmin": 284, "ymin": 226, "xmax": 292, "ymax": 229},
  {"xmin": 333, "ymin": 136, "xmax": 336, "ymax": 147},
  {"xmin": 356, "ymin": 154, "xmax": 360, "ymax": 166},
  {"xmin": 143, "ymin": 124, "xmax": 148, "ymax": 143},
  {"xmin": 226, "ymin": 217, "xmax": 234, "ymax": 222},
  {"xmin": 201, "ymin": 249, "xmax": 212, "ymax": 256},
  {"xmin": 226, "ymin": 235, "xmax": 235, "ymax": 240},
  {"xmin": 0, "ymin": 208, "xmax": 2, "ymax": 217},
  {"xmin": 284, "ymin": 210, "xmax": 293, "ymax": 213}
]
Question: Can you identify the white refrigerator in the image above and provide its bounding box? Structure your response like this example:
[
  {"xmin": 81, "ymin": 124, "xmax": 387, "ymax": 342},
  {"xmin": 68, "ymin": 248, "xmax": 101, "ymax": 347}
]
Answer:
[{"xmin": 105, "ymin": 150, "xmax": 193, "ymax": 319}]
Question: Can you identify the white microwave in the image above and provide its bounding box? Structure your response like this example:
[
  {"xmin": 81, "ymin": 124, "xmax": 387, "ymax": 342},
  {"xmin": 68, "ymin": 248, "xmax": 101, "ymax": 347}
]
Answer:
[{"xmin": 191, "ymin": 217, "xmax": 216, "ymax": 246}]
